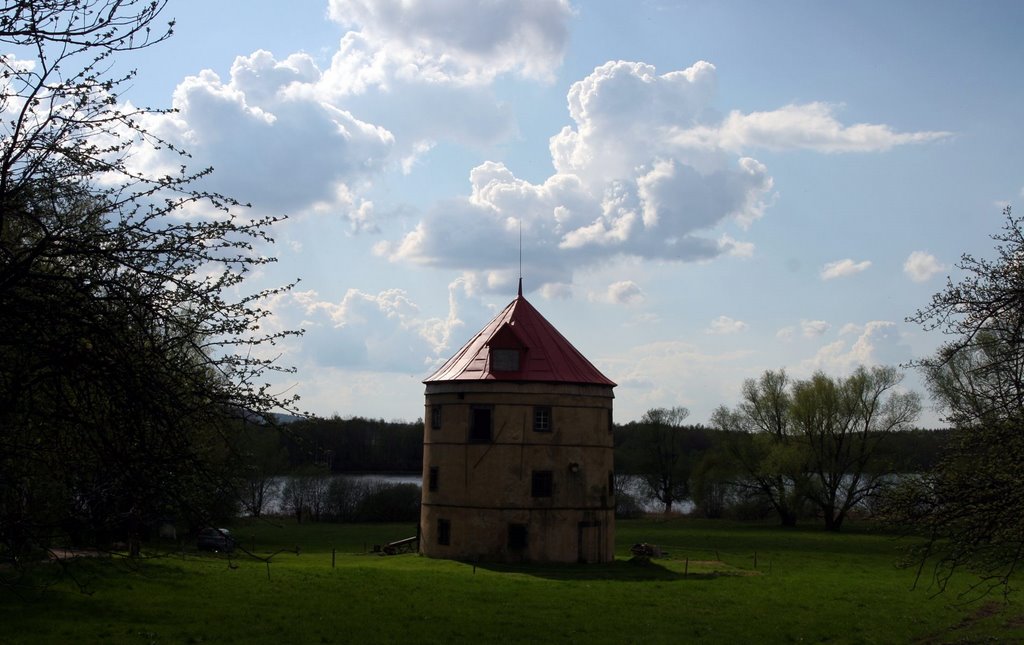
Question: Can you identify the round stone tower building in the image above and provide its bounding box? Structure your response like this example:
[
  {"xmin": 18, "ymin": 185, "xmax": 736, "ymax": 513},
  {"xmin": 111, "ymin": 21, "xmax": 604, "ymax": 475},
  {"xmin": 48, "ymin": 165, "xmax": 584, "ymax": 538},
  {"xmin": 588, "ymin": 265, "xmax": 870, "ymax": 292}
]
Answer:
[{"xmin": 420, "ymin": 282, "xmax": 616, "ymax": 563}]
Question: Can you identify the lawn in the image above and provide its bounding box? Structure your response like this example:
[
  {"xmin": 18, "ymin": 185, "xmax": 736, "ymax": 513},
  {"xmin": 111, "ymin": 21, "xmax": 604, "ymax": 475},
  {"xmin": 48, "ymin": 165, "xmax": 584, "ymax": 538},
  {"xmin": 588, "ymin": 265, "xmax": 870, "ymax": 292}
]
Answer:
[{"xmin": 2, "ymin": 518, "xmax": 1022, "ymax": 644}]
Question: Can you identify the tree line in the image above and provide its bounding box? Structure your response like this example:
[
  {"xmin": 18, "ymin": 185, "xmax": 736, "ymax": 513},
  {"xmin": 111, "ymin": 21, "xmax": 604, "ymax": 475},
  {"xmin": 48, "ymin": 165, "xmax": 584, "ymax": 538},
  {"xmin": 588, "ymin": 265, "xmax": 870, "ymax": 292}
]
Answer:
[
  {"xmin": 241, "ymin": 412, "xmax": 946, "ymax": 475},
  {"xmin": 236, "ymin": 417, "xmax": 423, "ymax": 524},
  {"xmin": 280, "ymin": 416, "xmax": 423, "ymax": 473},
  {"xmin": 237, "ymin": 401, "xmax": 942, "ymax": 532}
]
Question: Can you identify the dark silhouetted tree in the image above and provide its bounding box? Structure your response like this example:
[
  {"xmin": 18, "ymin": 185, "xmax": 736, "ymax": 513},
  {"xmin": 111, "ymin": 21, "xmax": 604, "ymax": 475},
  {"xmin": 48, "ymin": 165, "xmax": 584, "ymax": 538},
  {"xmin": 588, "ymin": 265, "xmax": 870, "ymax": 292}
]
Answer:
[
  {"xmin": 636, "ymin": 406, "xmax": 693, "ymax": 513},
  {"xmin": 689, "ymin": 448, "xmax": 735, "ymax": 519},
  {"xmin": 0, "ymin": 0, "xmax": 300, "ymax": 564},
  {"xmin": 715, "ymin": 367, "xmax": 918, "ymax": 530},
  {"xmin": 886, "ymin": 206, "xmax": 1024, "ymax": 597},
  {"xmin": 792, "ymin": 366, "xmax": 919, "ymax": 531},
  {"xmin": 713, "ymin": 370, "xmax": 808, "ymax": 527}
]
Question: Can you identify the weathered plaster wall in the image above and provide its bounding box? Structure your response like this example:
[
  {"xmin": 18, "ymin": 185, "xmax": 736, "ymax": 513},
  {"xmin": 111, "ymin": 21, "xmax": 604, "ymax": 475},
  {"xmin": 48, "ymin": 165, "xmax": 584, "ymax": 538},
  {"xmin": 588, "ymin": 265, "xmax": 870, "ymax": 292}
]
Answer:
[{"xmin": 420, "ymin": 382, "xmax": 615, "ymax": 563}]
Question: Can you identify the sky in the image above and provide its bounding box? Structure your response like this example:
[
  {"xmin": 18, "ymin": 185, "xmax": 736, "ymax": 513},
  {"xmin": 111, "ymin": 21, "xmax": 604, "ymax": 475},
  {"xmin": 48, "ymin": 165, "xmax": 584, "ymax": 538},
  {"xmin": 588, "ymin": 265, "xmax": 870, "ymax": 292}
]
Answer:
[{"xmin": 113, "ymin": 0, "xmax": 1023, "ymax": 426}]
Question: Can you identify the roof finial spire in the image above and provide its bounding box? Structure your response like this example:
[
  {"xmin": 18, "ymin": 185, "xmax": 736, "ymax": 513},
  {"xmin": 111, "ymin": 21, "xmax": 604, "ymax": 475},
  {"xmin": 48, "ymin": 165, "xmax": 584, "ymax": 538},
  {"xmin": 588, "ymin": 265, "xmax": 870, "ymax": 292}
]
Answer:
[{"xmin": 518, "ymin": 217, "xmax": 523, "ymax": 297}]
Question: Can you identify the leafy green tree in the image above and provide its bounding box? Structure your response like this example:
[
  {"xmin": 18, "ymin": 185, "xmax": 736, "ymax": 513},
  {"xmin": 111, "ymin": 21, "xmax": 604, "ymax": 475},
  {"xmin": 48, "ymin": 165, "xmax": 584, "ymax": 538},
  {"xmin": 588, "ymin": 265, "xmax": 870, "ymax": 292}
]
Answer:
[
  {"xmin": 282, "ymin": 466, "xmax": 339, "ymax": 523},
  {"xmin": 791, "ymin": 367, "xmax": 919, "ymax": 531},
  {"xmin": 635, "ymin": 407, "xmax": 694, "ymax": 513},
  {"xmin": 689, "ymin": 448, "xmax": 736, "ymax": 519},
  {"xmin": 713, "ymin": 370, "xmax": 808, "ymax": 527},
  {"xmin": 326, "ymin": 476, "xmax": 369, "ymax": 522},
  {"xmin": 887, "ymin": 206, "xmax": 1024, "ymax": 595},
  {"xmin": 0, "ymin": 0, "xmax": 300, "ymax": 562},
  {"xmin": 715, "ymin": 367, "xmax": 918, "ymax": 530},
  {"xmin": 281, "ymin": 416, "xmax": 424, "ymax": 472},
  {"xmin": 355, "ymin": 482, "xmax": 421, "ymax": 522}
]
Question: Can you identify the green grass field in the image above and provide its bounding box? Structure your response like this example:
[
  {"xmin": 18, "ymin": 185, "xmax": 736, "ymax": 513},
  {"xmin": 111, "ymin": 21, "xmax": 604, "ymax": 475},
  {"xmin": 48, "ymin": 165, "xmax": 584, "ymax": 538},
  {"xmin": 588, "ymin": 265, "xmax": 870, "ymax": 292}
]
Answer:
[{"xmin": 2, "ymin": 519, "xmax": 1022, "ymax": 644}]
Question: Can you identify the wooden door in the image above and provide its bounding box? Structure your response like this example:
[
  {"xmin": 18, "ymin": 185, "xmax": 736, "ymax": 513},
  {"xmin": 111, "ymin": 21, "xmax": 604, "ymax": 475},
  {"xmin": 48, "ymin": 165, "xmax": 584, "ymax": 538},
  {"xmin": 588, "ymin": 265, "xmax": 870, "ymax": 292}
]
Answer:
[{"xmin": 577, "ymin": 521, "xmax": 601, "ymax": 563}]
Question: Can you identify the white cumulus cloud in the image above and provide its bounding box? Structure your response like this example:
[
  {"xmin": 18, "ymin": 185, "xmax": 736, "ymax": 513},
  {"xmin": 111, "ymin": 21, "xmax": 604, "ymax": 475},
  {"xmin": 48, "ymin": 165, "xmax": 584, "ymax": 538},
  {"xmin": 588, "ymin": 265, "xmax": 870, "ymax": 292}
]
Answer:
[
  {"xmin": 596, "ymin": 280, "xmax": 645, "ymax": 305},
  {"xmin": 801, "ymin": 319, "xmax": 831, "ymax": 338},
  {"xmin": 540, "ymin": 282, "xmax": 574, "ymax": 300},
  {"xmin": 136, "ymin": 51, "xmax": 395, "ymax": 228},
  {"xmin": 381, "ymin": 60, "xmax": 775, "ymax": 290},
  {"xmin": 696, "ymin": 102, "xmax": 951, "ymax": 153},
  {"xmin": 903, "ymin": 251, "xmax": 945, "ymax": 282},
  {"xmin": 129, "ymin": 0, "xmax": 559, "ymax": 229},
  {"xmin": 605, "ymin": 340, "xmax": 756, "ymax": 420},
  {"xmin": 821, "ymin": 258, "xmax": 872, "ymax": 280},
  {"xmin": 327, "ymin": 0, "xmax": 572, "ymax": 82},
  {"xmin": 381, "ymin": 58, "xmax": 946, "ymax": 292},
  {"xmin": 800, "ymin": 321, "xmax": 904, "ymax": 374},
  {"xmin": 320, "ymin": 30, "xmax": 518, "ymax": 150},
  {"xmin": 706, "ymin": 315, "xmax": 748, "ymax": 335},
  {"xmin": 283, "ymin": 282, "xmax": 467, "ymax": 372}
]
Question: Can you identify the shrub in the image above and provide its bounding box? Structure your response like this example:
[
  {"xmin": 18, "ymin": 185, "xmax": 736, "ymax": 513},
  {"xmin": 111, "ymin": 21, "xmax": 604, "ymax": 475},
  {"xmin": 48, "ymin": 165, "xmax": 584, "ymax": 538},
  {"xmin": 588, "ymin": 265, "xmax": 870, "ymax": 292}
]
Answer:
[
  {"xmin": 355, "ymin": 483, "xmax": 421, "ymax": 522},
  {"xmin": 325, "ymin": 477, "xmax": 370, "ymax": 522}
]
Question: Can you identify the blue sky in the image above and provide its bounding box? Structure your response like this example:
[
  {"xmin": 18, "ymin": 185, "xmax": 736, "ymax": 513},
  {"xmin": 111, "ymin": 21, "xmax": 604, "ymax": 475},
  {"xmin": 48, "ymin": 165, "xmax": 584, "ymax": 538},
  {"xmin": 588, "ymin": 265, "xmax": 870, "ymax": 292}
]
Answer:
[{"xmin": 117, "ymin": 0, "xmax": 1023, "ymax": 426}]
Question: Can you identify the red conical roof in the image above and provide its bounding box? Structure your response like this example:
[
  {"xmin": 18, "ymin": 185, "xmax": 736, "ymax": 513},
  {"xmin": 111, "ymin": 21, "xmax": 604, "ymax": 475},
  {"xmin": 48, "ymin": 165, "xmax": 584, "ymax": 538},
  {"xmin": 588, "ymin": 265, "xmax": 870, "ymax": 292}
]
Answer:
[{"xmin": 424, "ymin": 287, "xmax": 616, "ymax": 386}]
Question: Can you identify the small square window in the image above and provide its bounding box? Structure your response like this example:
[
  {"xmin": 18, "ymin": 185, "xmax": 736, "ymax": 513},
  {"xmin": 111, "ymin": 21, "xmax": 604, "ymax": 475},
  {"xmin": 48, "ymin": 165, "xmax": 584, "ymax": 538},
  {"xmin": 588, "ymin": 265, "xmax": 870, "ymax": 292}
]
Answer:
[
  {"xmin": 508, "ymin": 523, "xmax": 527, "ymax": 551},
  {"xmin": 429, "ymin": 466, "xmax": 439, "ymax": 492},
  {"xmin": 437, "ymin": 519, "xmax": 451, "ymax": 546},
  {"xmin": 469, "ymin": 406, "xmax": 492, "ymax": 443},
  {"xmin": 531, "ymin": 470, "xmax": 553, "ymax": 498},
  {"xmin": 431, "ymin": 405, "xmax": 442, "ymax": 430},
  {"xmin": 491, "ymin": 348, "xmax": 520, "ymax": 371},
  {"xmin": 533, "ymin": 406, "xmax": 552, "ymax": 433}
]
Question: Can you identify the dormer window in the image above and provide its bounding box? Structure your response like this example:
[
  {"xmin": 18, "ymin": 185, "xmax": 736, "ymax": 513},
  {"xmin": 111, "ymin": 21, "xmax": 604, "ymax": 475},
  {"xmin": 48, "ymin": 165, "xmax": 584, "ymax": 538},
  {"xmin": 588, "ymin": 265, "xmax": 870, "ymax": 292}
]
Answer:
[
  {"xmin": 491, "ymin": 348, "xmax": 520, "ymax": 372},
  {"xmin": 487, "ymin": 321, "xmax": 526, "ymax": 373}
]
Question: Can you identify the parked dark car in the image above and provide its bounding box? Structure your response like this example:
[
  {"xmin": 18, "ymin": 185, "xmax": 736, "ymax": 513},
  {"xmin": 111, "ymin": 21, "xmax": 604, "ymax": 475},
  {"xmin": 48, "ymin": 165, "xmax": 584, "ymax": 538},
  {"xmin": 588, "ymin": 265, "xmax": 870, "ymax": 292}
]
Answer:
[{"xmin": 197, "ymin": 528, "xmax": 237, "ymax": 552}]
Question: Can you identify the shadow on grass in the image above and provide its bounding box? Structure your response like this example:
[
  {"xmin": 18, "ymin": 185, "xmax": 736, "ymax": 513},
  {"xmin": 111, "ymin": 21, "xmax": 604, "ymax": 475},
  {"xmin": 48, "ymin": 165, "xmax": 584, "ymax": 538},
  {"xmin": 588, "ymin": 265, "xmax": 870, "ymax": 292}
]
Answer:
[
  {"xmin": 0, "ymin": 552, "xmax": 223, "ymax": 604},
  {"xmin": 470, "ymin": 557, "xmax": 733, "ymax": 582}
]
